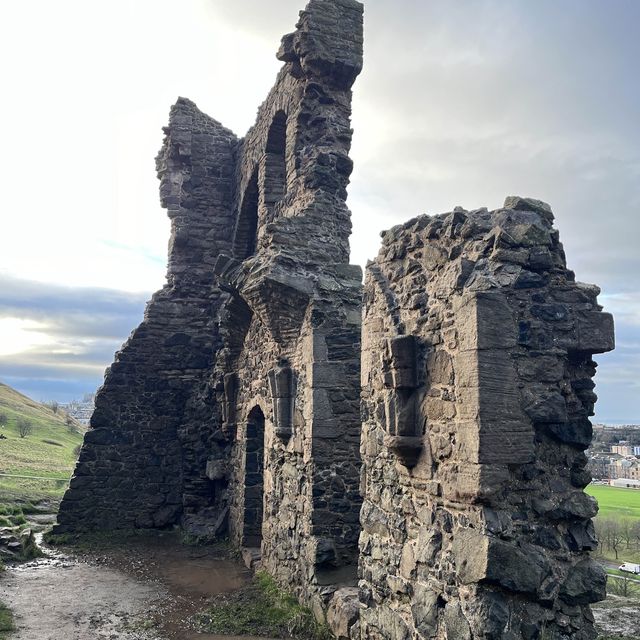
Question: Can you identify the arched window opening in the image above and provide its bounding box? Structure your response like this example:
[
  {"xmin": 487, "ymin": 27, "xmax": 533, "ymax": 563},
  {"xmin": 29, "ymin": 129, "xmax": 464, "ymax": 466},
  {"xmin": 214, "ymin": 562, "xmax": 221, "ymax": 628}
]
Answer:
[
  {"xmin": 243, "ymin": 405, "xmax": 265, "ymax": 547},
  {"xmin": 233, "ymin": 168, "xmax": 259, "ymax": 259},
  {"xmin": 263, "ymin": 110, "xmax": 288, "ymax": 211}
]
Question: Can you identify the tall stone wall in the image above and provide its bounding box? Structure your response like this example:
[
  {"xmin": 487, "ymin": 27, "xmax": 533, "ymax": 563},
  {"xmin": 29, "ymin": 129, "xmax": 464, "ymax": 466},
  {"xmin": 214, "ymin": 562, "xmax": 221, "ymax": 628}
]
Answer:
[
  {"xmin": 55, "ymin": 0, "xmax": 365, "ymax": 608},
  {"xmin": 216, "ymin": 0, "xmax": 365, "ymax": 605},
  {"xmin": 56, "ymin": 100, "xmax": 238, "ymax": 532},
  {"xmin": 358, "ymin": 198, "xmax": 614, "ymax": 639}
]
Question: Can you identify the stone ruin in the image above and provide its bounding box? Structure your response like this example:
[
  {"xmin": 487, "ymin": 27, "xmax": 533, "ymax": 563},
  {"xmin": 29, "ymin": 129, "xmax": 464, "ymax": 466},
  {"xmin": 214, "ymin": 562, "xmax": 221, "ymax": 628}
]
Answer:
[{"xmin": 55, "ymin": 1, "xmax": 615, "ymax": 638}]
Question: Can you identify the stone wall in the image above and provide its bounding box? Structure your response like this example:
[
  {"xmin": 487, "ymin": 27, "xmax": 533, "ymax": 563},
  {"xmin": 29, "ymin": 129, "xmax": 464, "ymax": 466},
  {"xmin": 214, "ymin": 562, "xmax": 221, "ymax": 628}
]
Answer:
[
  {"xmin": 358, "ymin": 198, "xmax": 614, "ymax": 640},
  {"xmin": 216, "ymin": 0, "xmax": 365, "ymax": 606},
  {"xmin": 56, "ymin": 0, "xmax": 365, "ymax": 610},
  {"xmin": 56, "ymin": 99, "xmax": 238, "ymax": 532}
]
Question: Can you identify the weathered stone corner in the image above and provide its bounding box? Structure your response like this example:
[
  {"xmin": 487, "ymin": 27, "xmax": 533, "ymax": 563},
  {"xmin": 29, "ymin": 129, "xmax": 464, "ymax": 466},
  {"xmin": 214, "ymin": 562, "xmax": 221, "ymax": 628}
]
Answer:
[{"xmin": 359, "ymin": 201, "xmax": 614, "ymax": 639}]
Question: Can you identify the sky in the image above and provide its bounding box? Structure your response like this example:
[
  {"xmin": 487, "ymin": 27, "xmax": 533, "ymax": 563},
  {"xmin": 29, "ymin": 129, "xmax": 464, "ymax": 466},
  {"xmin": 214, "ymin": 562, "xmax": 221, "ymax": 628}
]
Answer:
[{"xmin": 0, "ymin": 0, "xmax": 638, "ymax": 422}]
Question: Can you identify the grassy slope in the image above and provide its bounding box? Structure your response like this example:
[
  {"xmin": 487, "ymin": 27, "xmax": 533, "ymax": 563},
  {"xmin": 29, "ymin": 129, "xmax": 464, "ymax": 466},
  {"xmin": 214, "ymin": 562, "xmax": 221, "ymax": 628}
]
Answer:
[
  {"xmin": 0, "ymin": 382, "xmax": 85, "ymax": 502},
  {"xmin": 586, "ymin": 485, "xmax": 640, "ymax": 520},
  {"xmin": 0, "ymin": 600, "xmax": 14, "ymax": 640},
  {"xmin": 587, "ymin": 484, "xmax": 640, "ymax": 564}
]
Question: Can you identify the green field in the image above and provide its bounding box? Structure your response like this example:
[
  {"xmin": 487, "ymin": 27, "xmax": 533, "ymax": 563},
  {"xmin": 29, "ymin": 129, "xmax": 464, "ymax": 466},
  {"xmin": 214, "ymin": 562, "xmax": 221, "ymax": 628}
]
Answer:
[
  {"xmin": 586, "ymin": 485, "xmax": 640, "ymax": 520},
  {"xmin": 0, "ymin": 382, "xmax": 84, "ymax": 504}
]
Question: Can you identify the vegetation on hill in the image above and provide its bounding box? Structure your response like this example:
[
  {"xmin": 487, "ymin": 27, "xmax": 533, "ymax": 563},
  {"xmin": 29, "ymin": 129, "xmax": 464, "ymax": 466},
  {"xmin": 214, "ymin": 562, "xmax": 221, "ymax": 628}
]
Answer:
[
  {"xmin": 0, "ymin": 600, "xmax": 14, "ymax": 640},
  {"xmin": 0, "ymin": 382, "xmax": 85, "ymax": 504},
  {"xmin": 587, "ymin": 485, "xmax": 640, "ymax": 565},
  {"xmin": 587, "ymin": 485, "xmax": 640, "ymax": 521}
]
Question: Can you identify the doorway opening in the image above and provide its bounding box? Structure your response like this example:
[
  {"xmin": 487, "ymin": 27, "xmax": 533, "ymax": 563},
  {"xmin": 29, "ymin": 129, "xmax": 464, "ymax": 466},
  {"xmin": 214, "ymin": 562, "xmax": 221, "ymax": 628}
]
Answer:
[{"xmin": 243, "ymin": 405, "xmax": 265, "ymax": 547}]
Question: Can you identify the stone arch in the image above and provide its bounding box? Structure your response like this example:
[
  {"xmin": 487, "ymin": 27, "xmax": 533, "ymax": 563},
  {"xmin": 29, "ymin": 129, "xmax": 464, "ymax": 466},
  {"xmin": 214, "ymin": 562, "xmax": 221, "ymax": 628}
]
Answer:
[
  {"xmin": 243, "ymin": 404, "xmax": 265, "ymax": 547},
  {"xmin": 262, "ymin": 110, "xmax": 288, "ymax": 212},
  {"xmin": 233, "ymin": 167, "xmax": 259, "ymax": 259}
]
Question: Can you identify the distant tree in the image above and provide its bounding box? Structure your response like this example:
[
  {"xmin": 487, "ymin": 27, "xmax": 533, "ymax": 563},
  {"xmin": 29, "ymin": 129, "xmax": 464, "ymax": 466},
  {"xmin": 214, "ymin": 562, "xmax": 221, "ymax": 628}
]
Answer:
[
  {"xmin": 47, "ymin": 401, "xmax": 59, "ymax": 414},
  {"xmin": 0, "ymin": 410, "xmax": 8, "ymax": 427},
  {"xmin": 65, "ymin": 414, "xmax": 76, "ymax": 432},
  {"xmin": 16, "ymin": 417, "xmax": 33, "ymax": 438},
  {"xmin": 594, "ymin": 518, "xmax": 607, "ymax": 555},
  {"xmin": 620, "ymin": 519, "xmax": 634, "ymax": 550},
  {"xmin": 600, "ymin": 518, "xmax": 625, "ymax": 560},
  {"xmin": 608, "ymin": 572, "xmax": 639, "ymax": 598}
]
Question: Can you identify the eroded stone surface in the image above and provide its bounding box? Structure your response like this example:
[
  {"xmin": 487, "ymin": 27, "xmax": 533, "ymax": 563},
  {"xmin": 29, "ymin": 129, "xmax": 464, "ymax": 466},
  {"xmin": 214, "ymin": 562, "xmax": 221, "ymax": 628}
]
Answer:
[
  {"xmin": 359, "ymin": 201, "xmax": 614, "ymax": 639},
  {"xmin": 56, "ymin": 0, "xmax": 364, "ymax": 618}
]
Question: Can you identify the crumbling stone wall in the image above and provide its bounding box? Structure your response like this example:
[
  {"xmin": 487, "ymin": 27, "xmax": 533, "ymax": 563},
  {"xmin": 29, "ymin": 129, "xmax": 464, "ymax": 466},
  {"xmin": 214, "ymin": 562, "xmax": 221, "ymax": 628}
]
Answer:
[
  {"xmin": 214, "ymin": 0, "xmax": 365, "ymax": 605},
  {"xmin": 55, "ymin": 3, "xmax": 617, "ymax": 638},
  {"xmin": 56, "ymin": 0, "xmax": 365, "ymax": 608},
  {"xmin": 56, "ymin": 99, "xmax": 238, "ymax": 532},
  {"xmin": 358, "ymin": 198, "xmax": 614, "ymax": 639}
]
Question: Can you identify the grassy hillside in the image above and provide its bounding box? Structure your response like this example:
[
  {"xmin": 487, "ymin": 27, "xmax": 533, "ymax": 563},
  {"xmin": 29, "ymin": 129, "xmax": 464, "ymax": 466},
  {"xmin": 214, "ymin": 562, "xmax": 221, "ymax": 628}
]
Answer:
[
  {"xmin": 587, "ymin": 484, "xmax": 640, "ymax": 565},
  {"xmin": 0, "ymin": 382, "xmax": 85, "ymax": 503},
  {"xmin": 586, "ymin": 485, "xmax": 640, "ymax": 520}
]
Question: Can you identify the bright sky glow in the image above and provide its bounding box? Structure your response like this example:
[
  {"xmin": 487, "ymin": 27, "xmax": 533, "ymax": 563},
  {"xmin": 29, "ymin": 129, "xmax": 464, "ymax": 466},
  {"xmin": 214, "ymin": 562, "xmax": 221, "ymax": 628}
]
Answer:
[{"xmin": 0, "ymin": 319, "xmax": 54, "ymax": 357}]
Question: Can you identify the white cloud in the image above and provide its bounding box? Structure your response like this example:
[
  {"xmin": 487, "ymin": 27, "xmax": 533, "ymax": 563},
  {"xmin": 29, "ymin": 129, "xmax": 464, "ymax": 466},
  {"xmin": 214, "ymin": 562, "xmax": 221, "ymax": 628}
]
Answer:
[{"xmin": 0, "ymin": 319, "xmax": 53, "ymax": 357}]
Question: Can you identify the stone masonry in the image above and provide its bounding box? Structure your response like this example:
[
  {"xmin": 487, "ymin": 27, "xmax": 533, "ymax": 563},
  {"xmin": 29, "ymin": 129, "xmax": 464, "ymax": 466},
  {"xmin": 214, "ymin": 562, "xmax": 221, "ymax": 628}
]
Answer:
[
  {"xmin": 55, "ymin": 2, "xmax": 615, "ymax": 638},
  {"xmin": 56, "ymin": 0, "xmax": 365, "ymax": 612},
  {"xmin": 359, "ymin": 199, "xmax": 614, "ymax": 639}
]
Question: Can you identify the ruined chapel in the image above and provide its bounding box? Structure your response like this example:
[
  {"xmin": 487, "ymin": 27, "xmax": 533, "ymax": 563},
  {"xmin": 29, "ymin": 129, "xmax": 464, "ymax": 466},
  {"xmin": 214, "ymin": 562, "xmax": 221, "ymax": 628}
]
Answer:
[{"xmin": 55, "ymin": 1, "xmax": 616, "ymax": 638}]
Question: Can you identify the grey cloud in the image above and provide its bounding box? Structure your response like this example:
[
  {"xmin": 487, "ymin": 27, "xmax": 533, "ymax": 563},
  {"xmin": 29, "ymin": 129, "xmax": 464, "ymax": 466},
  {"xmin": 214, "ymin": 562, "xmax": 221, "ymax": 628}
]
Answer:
[
  {"xmin": 347, "ymin": 0, "xmax": 640, "ymax": 298},
  {"xmin": 0, "ymin": 275, "xmax": 148, "ymax": 402},
  {"xmin": 0, "ymin": 274, "xmax": 149, "ymax": 340},
  {"xmin": 207, "ymin": 0, "xmax": 302, "ymax": 37}
]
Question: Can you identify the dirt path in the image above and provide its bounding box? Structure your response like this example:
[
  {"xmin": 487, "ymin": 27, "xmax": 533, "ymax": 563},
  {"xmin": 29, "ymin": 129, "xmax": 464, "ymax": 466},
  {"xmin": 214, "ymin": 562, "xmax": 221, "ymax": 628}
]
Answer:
[{"xmin": 0, "ymin": 534, "xmax": 279, "ymax": 640}]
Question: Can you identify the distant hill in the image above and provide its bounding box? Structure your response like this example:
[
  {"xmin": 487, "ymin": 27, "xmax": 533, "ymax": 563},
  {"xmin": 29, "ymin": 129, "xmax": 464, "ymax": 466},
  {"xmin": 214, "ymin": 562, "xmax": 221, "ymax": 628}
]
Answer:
[{"xmin": 0, "ymin": 382, "xmax": 85, "ymax": 504}]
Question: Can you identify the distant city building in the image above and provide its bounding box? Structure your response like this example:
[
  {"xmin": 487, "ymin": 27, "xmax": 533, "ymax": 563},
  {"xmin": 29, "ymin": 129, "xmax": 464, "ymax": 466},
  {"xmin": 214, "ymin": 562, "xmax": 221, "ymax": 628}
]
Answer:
[
  {"xmin": 60, "ymin": 398, "xmax": 95, "ymax": 427},
  {"xmin": 610, "ymin": 478, "xmax": 640, "ymax": 489},
  {"xmin": 611, "ymin": 444, "xmax": 634, "ymax": 456},
  {"xmin": 608, "ymin": 457, "xmax": 640, "ymax": 481}
]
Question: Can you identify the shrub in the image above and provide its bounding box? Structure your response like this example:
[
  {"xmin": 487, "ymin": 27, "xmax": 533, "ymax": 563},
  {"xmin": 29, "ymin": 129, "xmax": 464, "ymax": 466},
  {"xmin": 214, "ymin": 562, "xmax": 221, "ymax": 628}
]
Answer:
[{"xmin": 16, "ymin": 417, "xmax": 33, "ymax": 438}]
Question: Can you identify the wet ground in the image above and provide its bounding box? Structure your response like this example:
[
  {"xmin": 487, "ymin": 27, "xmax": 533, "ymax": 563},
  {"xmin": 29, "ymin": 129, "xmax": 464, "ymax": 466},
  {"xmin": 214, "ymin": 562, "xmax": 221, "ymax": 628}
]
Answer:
[{"xmin": 0, "ymin": 533, "xmax": 280, "ymax": 640}]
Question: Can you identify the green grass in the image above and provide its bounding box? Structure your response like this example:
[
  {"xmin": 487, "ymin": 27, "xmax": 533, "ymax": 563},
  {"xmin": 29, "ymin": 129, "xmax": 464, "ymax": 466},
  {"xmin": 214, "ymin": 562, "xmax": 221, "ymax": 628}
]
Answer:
[
  {"xmin": 0, "ymin": 601, "xmax": 14, "ymax": 639},
  {"xmin": 195, "ymin": 571, "xmax": 332, "ymax": 640},
  {"xmin": 607, "ymin": 568, "xmax": 639, "ymax": 579},
  {"xmin": 0, "ymin": 382, "xmax": 85, "ymax": 503},
  {"xmin": 586, "ymin": 485, "xmax": 640, "ymax": 520}
]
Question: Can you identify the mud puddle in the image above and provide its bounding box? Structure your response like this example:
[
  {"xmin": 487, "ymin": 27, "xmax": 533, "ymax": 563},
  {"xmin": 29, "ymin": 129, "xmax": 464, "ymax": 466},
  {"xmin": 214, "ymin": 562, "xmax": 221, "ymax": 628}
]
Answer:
[{"xmin": 0, "ymin": 533, "xmax": 280, "ymax": 640}]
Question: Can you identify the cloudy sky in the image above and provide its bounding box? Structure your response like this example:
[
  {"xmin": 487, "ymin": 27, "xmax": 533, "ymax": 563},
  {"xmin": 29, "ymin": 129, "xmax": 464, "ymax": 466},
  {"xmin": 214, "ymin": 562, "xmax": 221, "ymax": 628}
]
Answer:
[{"xmin": 0, "ymin": 0, "xmax": 638, "ymax": 422}]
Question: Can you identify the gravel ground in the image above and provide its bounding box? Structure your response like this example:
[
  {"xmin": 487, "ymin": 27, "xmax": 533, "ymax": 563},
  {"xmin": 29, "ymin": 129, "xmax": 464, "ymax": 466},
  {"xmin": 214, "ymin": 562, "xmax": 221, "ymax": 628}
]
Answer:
[{"xmin": 0, "ymin": 534, "xmax": 279, "ymax": 640}]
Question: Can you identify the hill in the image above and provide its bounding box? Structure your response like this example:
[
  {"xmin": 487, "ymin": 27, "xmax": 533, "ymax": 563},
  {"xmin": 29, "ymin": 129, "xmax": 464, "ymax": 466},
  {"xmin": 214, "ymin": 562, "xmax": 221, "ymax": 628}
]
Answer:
[{"xmin": 0, "ymin": 382, "xmax": 85, "ymax": 503}]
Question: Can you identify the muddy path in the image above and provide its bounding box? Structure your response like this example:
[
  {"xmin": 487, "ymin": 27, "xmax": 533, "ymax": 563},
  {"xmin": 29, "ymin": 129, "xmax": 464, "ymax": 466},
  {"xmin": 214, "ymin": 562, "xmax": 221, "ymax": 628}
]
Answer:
[{"xmin": 0, "ymin": 533, "xmax": 280, "ymax": 640}]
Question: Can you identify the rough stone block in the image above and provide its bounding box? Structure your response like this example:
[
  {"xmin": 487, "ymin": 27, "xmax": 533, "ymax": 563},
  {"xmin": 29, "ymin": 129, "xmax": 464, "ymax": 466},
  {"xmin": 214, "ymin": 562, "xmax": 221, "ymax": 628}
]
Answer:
[{"xmin": 575, "ymin": 311, "xmax": 615, "ymax": 354}]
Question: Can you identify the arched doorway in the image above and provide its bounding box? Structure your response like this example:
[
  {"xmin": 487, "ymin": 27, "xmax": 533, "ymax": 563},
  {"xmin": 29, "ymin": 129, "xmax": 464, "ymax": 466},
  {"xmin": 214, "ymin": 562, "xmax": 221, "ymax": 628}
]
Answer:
[{"xmin": 243, "ymin": 405, "xmax": 265, "ymax": 547}]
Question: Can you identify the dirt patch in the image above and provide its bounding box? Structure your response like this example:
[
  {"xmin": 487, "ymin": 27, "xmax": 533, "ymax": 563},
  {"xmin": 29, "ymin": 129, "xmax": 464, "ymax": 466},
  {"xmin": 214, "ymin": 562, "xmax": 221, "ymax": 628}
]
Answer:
[
  {"xmin": 0, "ymin": 534, "xmax": 281, "ymax": 640},
  {"xmin": 0, "ymin": 553, "xmax": 163, "ymax": 640},
  {"xmin": 593, "ymin": 593, "xmax": 640, "ymax": 638}
]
